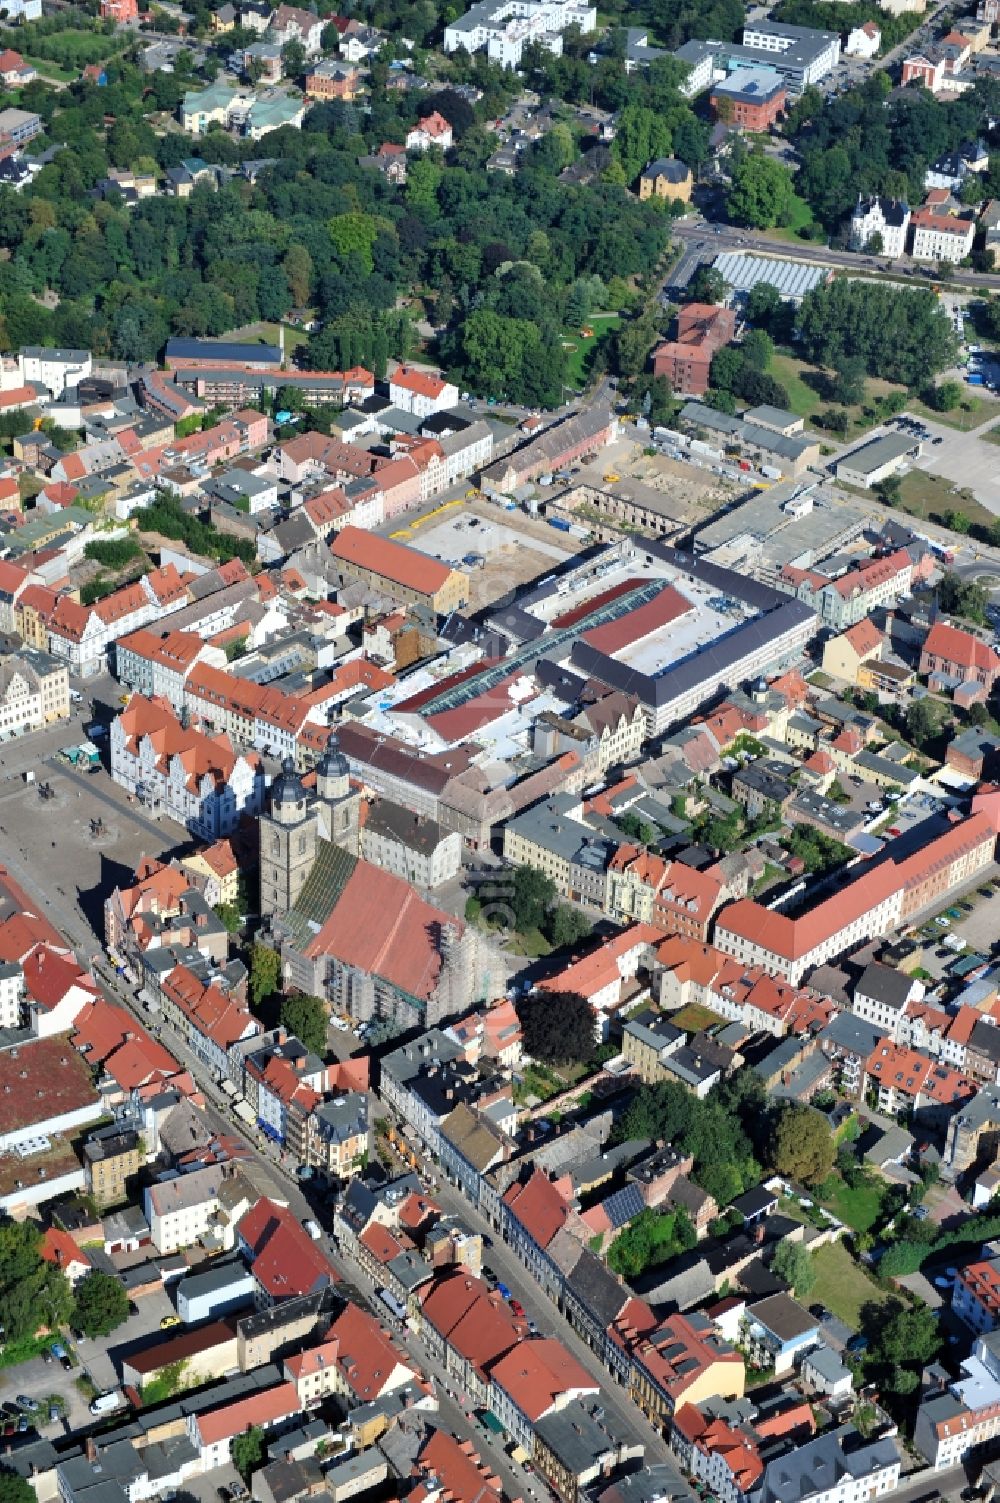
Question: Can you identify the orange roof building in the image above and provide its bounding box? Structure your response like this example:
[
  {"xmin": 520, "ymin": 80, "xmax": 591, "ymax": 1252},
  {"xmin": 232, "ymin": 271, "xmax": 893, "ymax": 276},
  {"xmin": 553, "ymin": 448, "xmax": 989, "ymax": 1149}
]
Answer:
[
  {"xmin": 331, "ymin": 526, "xmax": 468, "ymax": 613},
  {"xmin": 111, "ymin": 694, "xmax": 265, "ymax": 840}
]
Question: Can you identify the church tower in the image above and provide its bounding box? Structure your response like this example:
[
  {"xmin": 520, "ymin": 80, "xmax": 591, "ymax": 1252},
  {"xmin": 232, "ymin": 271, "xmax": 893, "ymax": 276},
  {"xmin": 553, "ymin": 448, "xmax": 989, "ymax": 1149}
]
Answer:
[
  {"xmin": 259, "ymin": 758, "xmax": 319, "ymax": 918},
  {"xmin": 315, "ymin": 731, "xmax": 361, "ymax": 856}
]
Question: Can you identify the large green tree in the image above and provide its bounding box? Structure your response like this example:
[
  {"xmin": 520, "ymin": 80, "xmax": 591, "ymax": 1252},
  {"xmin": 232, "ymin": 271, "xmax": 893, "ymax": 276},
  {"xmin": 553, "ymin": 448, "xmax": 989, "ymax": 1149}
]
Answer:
[
  {"xmin": 0, "ymin": 1220, "xmax": 72, "ymax": 1341},
  {"xmin": 73, "ymin": 1270, "xmax": 130, "ymax": 1339},
  {"xmin": 279, "ymin": 994, "xmax": 328, "ymax": 1057},
  {"xmin": 770, "ymin": 1104, "xmax": 835, "ymax": 1185},
  {"xmin": 771, "ymin": 1239, "xmax": 816, "ymax": 1298},
  {"xmin": 726, "ymin": 154, "xmax": 796, "ymax": 228},
  {"xmin": 797, "ymin": 280, "xmax": 957, "ymax": 386},
  {"xmin": 517, "ymin": 989, "xmax": 596, "ymax": 1066}
]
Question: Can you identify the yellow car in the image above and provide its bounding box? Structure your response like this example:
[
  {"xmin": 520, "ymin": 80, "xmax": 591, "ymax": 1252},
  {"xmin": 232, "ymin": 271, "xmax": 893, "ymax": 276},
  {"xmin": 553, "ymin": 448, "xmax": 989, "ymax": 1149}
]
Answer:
[{"xmin": 160, "ymin": 1315, "xmax": 180, "ymax": 1329}]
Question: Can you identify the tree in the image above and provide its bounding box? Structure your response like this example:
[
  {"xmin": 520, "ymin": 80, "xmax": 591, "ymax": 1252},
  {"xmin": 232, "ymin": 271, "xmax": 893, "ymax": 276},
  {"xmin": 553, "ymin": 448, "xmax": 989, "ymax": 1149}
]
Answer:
[
  {"xmin": 771, "ymin": 1239, "xmax": 816, "ymax": 1298},
  {"xmin": 688, "ymin": 265, "xmax": 727, "ymax": 305},
  {"xmin": 746, "ymin": 281, "xmax": 782, "ymax": 328},
  {"xmin": 511, "ymin": 865, "xmax": 557, "ymax": 933},
  {"xmin": 741, "ymin": 328, "xmax": 773, "ymax": 371},
  {"xmin": 770, "ymin": 1104, "xmax": 834, "ymax": 1185},
  {"xmin": 0, "ymin": 1472, "xmax": 35, "ymax": 1503},
  {"xmin": 865, "ymin": 1298, "xmax": 941, "ymax": 1388},
  {"xmin": 938, "ymin": 571, "xmax": 987, "ymax": 624},
  {"xmin": 944, "ymin": 508, "xmax": 970, "ymax": 534},
  {"xmin": 72, "ymin": 1270, "xmax": 130, "ymax": 1339},
  {"xmin": 0, "ymin": 1220, "xmax": 72, "ymax": 1342},
  {"xmin": 905, "ymin": 697, "xmax": 939, "ymax": 750},
  {"xmin": 830, "ymin": 356, "xmax": 865, "ymax": 407},
  {"xmin": 726, "ymin": 154, "xmax": 796, "ymax": 229},
  {"xmin": 517, "ymin": 989, "xmax": 596, "ymax": 1066},
  {"xmin": 250, "ymin": 943, "xmax": 280, "ymax": 1008},
  {"xmin": 279, "ymin": 994, "xmax": 328, "ymax": 1056},
  {"xmin": 232, "ymin": 1427, "xmax": 265, "ymax": 1482},
  {"xmin": 282, "ymin": 243, "xmax": 313, "ymax": 308},
  {"xmin": 548, "ymin": 904, "xmax": 592, "ymax": 948},
  {"xmin": 798, "ymin": 280, "xmax": 957, "ymax": 387},
  {"xmin": 281, "ymin": 39, "xmax": 307, "ymax": 78},
  {"xmin": 924, "ymin": 379, "xmax": 962, "ymax": 412}
]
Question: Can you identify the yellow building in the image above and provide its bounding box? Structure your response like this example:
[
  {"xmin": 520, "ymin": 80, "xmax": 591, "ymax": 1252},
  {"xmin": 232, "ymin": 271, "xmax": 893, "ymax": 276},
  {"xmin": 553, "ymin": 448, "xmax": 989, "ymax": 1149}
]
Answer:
[
  {"xmin": 84, "ymin": 1129, "xmax": 141, "ymax": 1210},
  {"xmin": 821, "ymin": 617, "xmax": 883, "ymax": 684},
  {"xmin": 638, "ymin": 157, "xmax": 693, "ymax": 202}
]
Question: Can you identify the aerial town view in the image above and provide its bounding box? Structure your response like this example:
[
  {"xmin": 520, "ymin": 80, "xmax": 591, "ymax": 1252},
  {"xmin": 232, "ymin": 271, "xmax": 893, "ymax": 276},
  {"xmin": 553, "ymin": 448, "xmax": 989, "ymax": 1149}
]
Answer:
[{"xmin": 7, "ymin": 0, "xmax": 1000, "ymax": 1501}]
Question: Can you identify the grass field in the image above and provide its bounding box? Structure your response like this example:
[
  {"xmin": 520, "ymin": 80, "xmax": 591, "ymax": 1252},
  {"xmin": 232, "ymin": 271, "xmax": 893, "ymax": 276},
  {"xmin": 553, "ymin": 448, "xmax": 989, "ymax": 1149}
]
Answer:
[
  {"xmin": 894, "ymin": 470, "xmax": 996, "ymax": 531},
  {"xmin": 819, "ymin": 1173, "xmax": 886, "ymax": 1234},
  {"xmin": 758, "ymin": 194, "xmax": 815, "ymax": 246},
  {"xmin": 562, "ymin": 313, "xmax": 620, "ymax": 387},
  {"xmin": 768, "ymin": 352, "xmax": 899, "ymax": 439},
  {"xmin": 909, "ymin": 393, "xmax": 995, "ymax": 431},
  {"xmin": 811, "ymin": 1240, "xmax": 889, "ymax": 1328}
]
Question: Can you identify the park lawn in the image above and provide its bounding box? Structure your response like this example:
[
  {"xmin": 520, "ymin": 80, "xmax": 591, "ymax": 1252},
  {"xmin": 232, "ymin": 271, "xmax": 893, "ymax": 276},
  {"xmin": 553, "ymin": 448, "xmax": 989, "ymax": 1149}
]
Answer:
[
  {"xmin": 22, "ymin": 54, "xmax": 75, "ymax": 81},
  {"xmin": 818, "ymin": 1172, "xmax": 886, "ymax": 1234},
  {"xmin": 562, "ymin": 313, "xmax": 620, "ymax": 387},
  {"xmin": 769, "ymin": 351, "xmax": 906, "ymax": 439},
  {"xmin": 672, "ymin": 1001, "xmax": 722, "ymax": 1032},
  {"xmin": 758, "ymin": 194, "xmax": 814, "ymax": 245},
  {"xmin": 506, "ymin": 927, "xmax": 552, "ymax": 959},
  {"xmin": 810, "ymin": 1240, "xmax": 890, "ymax": 1328}
]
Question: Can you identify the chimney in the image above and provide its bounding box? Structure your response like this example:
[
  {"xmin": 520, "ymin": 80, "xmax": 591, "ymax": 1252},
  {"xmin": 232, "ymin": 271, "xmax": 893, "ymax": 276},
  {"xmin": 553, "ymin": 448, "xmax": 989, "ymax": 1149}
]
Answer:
[
  {"xmin": 85, "ymin": 1438, "xmax": 98, "ymax": 1462},
  {"xmin": 753, "ymin": 1222, "xmax": 765, "ymax": 1246}
]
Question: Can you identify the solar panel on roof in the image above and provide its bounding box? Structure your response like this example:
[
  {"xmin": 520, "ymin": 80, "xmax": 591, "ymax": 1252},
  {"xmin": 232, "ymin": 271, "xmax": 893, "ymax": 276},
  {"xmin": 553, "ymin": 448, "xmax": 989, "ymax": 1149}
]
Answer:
[{"xmin": 602, "ymin": 1183, "xmax": 644, "ymax": 1230}]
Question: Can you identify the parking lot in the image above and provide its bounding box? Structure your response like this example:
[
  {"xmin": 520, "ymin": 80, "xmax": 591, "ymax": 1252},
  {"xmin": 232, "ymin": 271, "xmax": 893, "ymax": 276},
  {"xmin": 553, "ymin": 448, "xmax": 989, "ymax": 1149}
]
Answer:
[
  {"xmin": 952, "ymin": 881, "xmax": 1000, "ymax": 953},
  {"xmin": 0, "ymin": 1348, "xmax": 91, "ymax": 1438},
  {"xmin": 907, "ymin": 411, "xmax": 1000, "ymax": 514}
]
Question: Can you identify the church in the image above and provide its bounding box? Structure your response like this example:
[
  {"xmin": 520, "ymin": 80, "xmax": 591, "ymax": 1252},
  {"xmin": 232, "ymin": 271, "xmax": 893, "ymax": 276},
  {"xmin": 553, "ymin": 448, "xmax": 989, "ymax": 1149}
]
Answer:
[{"xmin": 258, "ymin": 732, "xmax": 499, "ymax": 1032}]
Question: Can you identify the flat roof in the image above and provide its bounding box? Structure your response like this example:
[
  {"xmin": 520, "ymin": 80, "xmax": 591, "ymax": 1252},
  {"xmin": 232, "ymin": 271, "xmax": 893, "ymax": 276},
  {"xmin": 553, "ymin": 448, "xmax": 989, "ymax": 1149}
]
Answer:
[{"xmin": 837, "ymin": 432, "xmax": 917, "ymax": 475}]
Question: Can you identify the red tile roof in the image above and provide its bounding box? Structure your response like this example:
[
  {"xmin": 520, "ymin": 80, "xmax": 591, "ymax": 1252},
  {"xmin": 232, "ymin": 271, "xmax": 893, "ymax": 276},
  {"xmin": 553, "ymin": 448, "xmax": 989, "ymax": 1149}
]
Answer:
[
  {"xmin": 238, "ymin": 1197, "xmax": 336, "ymax": 1298},
  {"xmin": 304, "ymin": 858, "xmax": 462, "ymax": 1003},
  {"xmin": 332, "ymin": 525, "xmax": 455, "ymax": 595},
  {"xmin": 924, "ymin": 622, "xmax": 1000, "ymax": 674},
  {"xmin": 196, "ymin": 1382, "xmax": 299, "ymax": 1446},
  {"xmin": 488, "ymin": 1338, "xmax": 597, "ymax": 1421},
  {"xmin": 502, "ymin": 1170, "xmax": 570, "ymax": 1251}
]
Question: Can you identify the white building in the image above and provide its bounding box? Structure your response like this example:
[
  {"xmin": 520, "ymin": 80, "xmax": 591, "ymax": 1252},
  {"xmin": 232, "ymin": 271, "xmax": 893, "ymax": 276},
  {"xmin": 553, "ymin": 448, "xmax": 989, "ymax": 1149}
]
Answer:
[
  {"xmin": 849, "ymin": 195, "xmax": 910, "ymax": 256},
  {"xmin": 443, "ymin": 0, "xmax": 597, "ymax": 68},
  {"xmin": 110, "ymin": 696, "xmax": 266, "ymax": 839},
  {"xmin": 144, "ymin": 1163, "xmax": 226, "ymax": 1254},
  {"xmin": 18, "ymin": 346, "xmax": 91, "ymax": 398},
  {"xmin": 845, "ymin": 19, "xmax": 880, "ymax": 55},
  {"xmin": 405, "ymin": 111, "xmax": 454, "ymax": 151},
  {"xmin": 360, "ymin": 800, "xmax": 463, "ymax": 888},
  {"xmin": 389, "ymin": 365, "xmax": 460, "ymax": 417},
  {"xmin": 0, "ymin": 647, "xmax": 69, "ymax": 740},
  {"xmin": 910, "ymin": 202, "xmax": 975, "ymax": 262}
]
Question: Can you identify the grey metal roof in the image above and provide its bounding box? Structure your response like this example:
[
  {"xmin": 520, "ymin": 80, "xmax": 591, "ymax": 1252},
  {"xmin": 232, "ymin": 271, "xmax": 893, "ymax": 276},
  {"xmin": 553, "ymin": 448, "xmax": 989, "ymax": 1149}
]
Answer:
[{"xmin": 713, "ymin": 251, "xmax": 831, "ymax": 300}]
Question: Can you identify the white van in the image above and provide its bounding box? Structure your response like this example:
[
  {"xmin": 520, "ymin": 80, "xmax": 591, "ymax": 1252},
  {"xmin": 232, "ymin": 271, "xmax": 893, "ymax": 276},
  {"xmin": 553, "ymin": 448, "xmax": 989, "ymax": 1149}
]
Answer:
[{"xmin": 90, "ymin": 1391, "xmax": 126, "ymax": 1416}]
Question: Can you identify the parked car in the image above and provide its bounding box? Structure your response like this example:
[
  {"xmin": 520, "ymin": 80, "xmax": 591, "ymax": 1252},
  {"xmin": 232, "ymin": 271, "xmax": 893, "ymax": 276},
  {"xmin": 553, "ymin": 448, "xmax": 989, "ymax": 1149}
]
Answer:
[
  {"xmin": 60, "ymin": 1356, "xmax": 73, "ymax": 1372},
  {"xmin": 16, "ymin": 1397, "xmax": 37, "ymax": 1412},
  {"xmin": 510, "ymin": 1299, "xmax": 526, "ymax": 1318}
]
